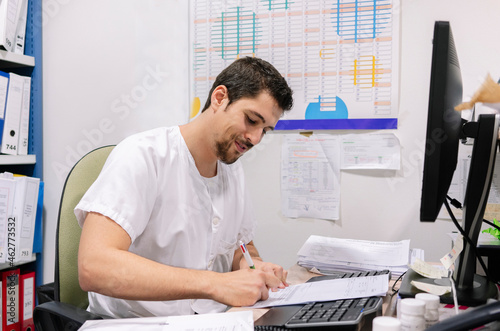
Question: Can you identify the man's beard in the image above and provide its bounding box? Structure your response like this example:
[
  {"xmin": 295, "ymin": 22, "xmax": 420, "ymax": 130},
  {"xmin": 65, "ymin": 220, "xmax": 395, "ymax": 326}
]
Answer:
[{"xmin": 215, "ymin": 133, "xmax": 253, "ymax": 164}]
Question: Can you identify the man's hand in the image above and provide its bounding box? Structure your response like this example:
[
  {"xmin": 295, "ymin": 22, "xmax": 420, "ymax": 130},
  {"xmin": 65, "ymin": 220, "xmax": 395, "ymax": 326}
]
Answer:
[
  {"xmin": 209, "ymin": 267, "xmax": 284, "ymax": 307},
  {"xmin": 253, "ymin": 260, "xmax": 288, "ymax": 291}
]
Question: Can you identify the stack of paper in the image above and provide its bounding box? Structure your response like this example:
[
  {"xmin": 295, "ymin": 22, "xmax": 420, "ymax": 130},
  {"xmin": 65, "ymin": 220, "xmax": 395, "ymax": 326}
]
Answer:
[{"xmin": 297, "ymin": 235, "xmax": 423, "ymax": 278}]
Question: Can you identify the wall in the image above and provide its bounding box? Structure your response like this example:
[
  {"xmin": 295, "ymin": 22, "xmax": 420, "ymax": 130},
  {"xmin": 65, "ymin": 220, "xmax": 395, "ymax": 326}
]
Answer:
[
  {"xmin": 42, "ymin": 0, "xmax": 190, "ymax": 282},
  {"xmin": 42, "ymin": 0, "xmax": 500, "ymax": 283}
]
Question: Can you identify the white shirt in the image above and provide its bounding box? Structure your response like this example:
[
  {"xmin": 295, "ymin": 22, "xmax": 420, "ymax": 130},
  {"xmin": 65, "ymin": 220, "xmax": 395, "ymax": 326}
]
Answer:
[{"xmin": 75, "ymin": 126, "xmax": 255, "ymax": 318}]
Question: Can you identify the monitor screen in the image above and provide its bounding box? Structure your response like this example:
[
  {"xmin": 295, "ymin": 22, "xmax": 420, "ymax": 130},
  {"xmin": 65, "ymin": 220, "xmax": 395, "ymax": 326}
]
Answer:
[
  {"xmin": 399, "ymin": 21, "xmax": 499, "ymax": 306},
  {"xmin": 420, "ymin": 21, "xmax": 463, "ymax": 222}
]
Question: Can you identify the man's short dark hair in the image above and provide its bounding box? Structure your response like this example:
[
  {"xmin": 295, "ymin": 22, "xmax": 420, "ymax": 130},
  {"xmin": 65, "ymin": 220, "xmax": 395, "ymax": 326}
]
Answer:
[{"xmin": 201, "ymin": 57, "xmax": 293, "ymax": 113}]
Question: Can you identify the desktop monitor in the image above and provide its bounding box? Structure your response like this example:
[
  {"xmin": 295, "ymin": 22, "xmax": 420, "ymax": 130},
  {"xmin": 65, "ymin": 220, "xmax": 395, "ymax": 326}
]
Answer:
[{"xmin": 399, "ymin": 21, "xmax": 499, "ymax": 306}]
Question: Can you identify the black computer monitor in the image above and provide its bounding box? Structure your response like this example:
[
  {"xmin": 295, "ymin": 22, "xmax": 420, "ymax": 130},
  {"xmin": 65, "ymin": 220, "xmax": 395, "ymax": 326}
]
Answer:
[{"xmin": 399, "ymin": 21, "xmax": 499, "ymax": 306}]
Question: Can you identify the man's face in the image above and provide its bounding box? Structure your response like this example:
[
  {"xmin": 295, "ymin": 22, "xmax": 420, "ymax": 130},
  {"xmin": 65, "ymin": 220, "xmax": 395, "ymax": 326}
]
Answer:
[{"xmin": 214, "ymin": 92, "xmax": 282, "ymax": 164}]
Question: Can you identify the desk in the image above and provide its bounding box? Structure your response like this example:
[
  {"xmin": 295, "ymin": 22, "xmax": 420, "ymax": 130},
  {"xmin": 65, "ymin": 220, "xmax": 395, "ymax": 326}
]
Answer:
[{"xmin": 230, "ymin": 264, "xmax": 494, "ymax": 329}]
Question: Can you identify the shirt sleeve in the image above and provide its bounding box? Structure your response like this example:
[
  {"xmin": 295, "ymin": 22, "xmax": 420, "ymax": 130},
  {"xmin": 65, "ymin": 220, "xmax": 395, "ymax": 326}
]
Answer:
[{"xmin": 74, "ymin": 134, "xmax": 159, "ymax": 242}]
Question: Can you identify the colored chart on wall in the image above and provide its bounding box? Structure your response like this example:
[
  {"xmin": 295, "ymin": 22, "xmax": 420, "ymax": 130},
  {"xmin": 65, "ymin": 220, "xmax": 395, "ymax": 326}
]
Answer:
[{"xmin": 189, "ymin": 0, "xmax": 400, "ymax": 130}]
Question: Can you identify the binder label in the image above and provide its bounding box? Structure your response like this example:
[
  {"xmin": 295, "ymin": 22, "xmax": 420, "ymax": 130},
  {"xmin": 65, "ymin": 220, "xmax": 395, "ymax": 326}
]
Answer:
[{"xmin": 22, "ymin": 277, "xmax": 33, "ymax": 320}]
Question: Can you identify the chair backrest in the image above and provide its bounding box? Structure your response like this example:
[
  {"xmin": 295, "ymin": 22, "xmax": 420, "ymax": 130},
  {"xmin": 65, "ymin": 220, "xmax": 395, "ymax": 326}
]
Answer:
[{"xmin": 54, "ymin": 145, "xmax": 115, "ymax": 308}]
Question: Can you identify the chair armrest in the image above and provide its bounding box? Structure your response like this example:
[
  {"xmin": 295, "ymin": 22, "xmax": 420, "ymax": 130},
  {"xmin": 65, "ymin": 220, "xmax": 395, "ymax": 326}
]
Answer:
[{"xmin": 34, "ymin": 301, "xmax": 104, "ymax": 330}]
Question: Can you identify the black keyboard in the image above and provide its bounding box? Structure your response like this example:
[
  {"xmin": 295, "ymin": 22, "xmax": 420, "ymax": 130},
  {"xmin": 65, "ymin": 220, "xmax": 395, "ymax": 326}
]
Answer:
[
  {"xmin": 254, "ymin": 270, "xmax": 390, "ymax": 330},
  {"xmin": 254, "ymin": 296, "xmax": 383, "ymax": 330},
  {"xmin": 307, "ymin": 269, "xmax": 391, "ymax": 281}
]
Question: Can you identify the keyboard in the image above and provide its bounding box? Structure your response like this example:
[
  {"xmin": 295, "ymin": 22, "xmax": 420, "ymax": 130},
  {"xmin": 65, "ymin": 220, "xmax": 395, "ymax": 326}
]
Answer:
[
  {"xmin": 254, "ymin": 270, "xmax": 390, "ymax": 330},
  {"xmin": 307, "ymin": 269, "xmax": 391, "ymax": 281}
]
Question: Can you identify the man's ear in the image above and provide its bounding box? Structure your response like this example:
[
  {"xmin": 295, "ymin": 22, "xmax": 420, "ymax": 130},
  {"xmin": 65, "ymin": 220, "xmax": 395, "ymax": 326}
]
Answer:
[{"xmin": 211, "ymin": 85, "xmax": 228, "ymax": 112}]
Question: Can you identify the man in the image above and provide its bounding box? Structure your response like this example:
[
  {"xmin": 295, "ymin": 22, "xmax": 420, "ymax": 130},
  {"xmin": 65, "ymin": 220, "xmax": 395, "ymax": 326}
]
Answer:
[{"xmin": 76, "ymin": 56, "xmax": 294, "ymax": 318}]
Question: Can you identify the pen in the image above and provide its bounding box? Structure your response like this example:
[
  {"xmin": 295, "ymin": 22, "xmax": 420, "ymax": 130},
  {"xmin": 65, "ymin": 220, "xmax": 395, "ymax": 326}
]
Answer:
[{"xmin": 239, "ymin": 240, "xmax": 255, "ymax": 269}]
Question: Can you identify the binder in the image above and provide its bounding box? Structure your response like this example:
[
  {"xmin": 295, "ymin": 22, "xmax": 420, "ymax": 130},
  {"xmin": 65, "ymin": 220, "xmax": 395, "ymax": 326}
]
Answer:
[
  {"xmin": 19, "ymin": 272, "xmax": 34, "ymax": 331},
  {"xmin": 0, "ymin": 175, "xmax": 16, "ymax": 264},
  {"xmin": 0, "ymin": 0, "xmax": 23, "ymax": 52},
  {"xmin": 13, "ymin": 0, "xmax": 28, "ymax": 55},
  {"xmin": 2, "ymin": 268, "xmax": 20, "ymax": 331},
  {"xmin": 11, "ymin": 175, "xmax": 39, "ymax": 262},
  {"xmin": 16, "ymin": 76, "xmax": 30, "ymax": 156},
  {"xmin": 0, "ymin": 71, "xmax": 9, "ymax": 143},
  {"xmin": 32, "ymin": 182, "xmax": 43, "ymax": 255},
  {"xmin": 1, "ymin": 73, "xmax": 24, "ymax": 155}
]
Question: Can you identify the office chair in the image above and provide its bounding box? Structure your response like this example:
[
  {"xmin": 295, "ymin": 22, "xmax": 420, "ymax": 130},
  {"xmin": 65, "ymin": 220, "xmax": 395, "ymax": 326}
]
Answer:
[{"xmin": 34, "ymin": 145, "xmax": 115, "ymax": 331}]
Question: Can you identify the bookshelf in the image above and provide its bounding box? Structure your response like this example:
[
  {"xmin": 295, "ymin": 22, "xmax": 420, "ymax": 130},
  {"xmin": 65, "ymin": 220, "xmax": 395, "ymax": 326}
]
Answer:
[
  {"xmin": 0, "ymin": 154, "xmax": 36, "ymax": 165},
  {"xmin": 0, "ymin": 51, "xmax": 35, "ymax": 68},
  {"xmin": 0, "ymin": 0, "xmax": 43, "ymax": 287}
]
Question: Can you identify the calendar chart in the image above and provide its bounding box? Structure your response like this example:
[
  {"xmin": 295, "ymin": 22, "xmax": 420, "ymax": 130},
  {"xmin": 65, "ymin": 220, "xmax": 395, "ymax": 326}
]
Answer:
[{"xmin": 189, "ymin": 0, "xmax": 400, "ymax": 130}]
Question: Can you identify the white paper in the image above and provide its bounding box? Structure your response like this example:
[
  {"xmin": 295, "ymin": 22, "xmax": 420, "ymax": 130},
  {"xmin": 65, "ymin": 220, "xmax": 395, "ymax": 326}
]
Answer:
[
  {"xmin": 341, "ymin": 133, "xmax": 401, "ymax": 170},
  {"xmin": 249, "ymin": 274, "xmax": 389, "ymax": 309},
  {"xmin": 298, "ymin": 235, "xmax": 410, "ymax": 267},
  {"xmin": 440, "ymin": 235, "xmax": 464, "ymax": 270},
  {"xmin": 410, "ymin": 280, "xmax": 451, "ymax": 296},
  {"xmin": 79, "ymin": 310, "xmax": 254, "ymax": 331},
  {"xmin": 281, "ymin": 135, "xmax": 341, "ymax": 220},
  {"xmin": 409, "ymin": 258, "xmax": 448, "ymax": 279}
]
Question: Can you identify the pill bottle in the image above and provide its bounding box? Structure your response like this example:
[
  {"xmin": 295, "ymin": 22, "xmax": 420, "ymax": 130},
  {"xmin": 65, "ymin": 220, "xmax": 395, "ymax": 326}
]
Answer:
[
  {"xmin": 372, "ymin": 316, "xmax": 401, "ymax": 331},
  {"xmin": 399, "ymin": 298, "xmax": 425, "ymax": 331},
  {"xmin": 415, "ymin": 293, "xmax": 440, "ymax": 327}
]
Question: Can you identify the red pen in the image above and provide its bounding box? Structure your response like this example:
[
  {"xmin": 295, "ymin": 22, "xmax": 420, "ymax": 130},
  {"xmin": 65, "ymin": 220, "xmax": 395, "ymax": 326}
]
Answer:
[{"xmin": 239, "ymin": 240, "xmax": 255, "ymax": 269}]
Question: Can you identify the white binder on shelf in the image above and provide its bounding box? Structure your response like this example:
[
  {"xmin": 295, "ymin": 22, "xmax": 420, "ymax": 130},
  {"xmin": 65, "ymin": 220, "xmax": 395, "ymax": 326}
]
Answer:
[
  {"xmin": 0, "ymin": 71, "xmax": 9, "ymax": 142},
  {"xmin": 1, "ymin": 72, "xmax": 24, "ymax": 155},
  {"xmin": 0, "ymin": 0, "xmax": 23, "ymax": 52},
  {"xmin": 17, "ymin": 76, "xmax": 30, "ymax": 155},
  {"xmin": 0, "ymin": 175, "xmax": 16, "ymax": 264},
  {"xmin": 11, "ymin": 175, "xmax": 39, "ymax": 262},
  {"xmin": 14, "ymin": 0, "xmax": 28, "ymax": 54}
]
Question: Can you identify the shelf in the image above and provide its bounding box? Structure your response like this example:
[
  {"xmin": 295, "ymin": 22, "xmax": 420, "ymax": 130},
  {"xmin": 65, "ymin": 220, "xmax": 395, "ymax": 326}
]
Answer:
[
  {"xmin": 0, "ymin": 50, "xmax": 35, "ymax": 69},
  {"xmin": 0, "ymin": 154, "xmax": 36, "ymax": 165},
  {"xmin": 0, "ymin": 253, "xmax": 37, "ymax": 270}
]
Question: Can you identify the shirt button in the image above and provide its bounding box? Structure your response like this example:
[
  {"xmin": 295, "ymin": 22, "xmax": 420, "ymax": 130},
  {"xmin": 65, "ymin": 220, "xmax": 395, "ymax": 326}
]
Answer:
[{"xmin": 213, "ymin": 217, "xmax": 220, "ymax": 225}]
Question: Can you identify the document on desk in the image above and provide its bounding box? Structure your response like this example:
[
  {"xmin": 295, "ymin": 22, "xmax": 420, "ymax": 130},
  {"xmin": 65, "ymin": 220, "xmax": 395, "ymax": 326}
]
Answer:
[
  {"xmin": 249, "ymin": 274, "xmax": 389, "ymax": 309},
  {"xmin": 79, "ymin": 310, "xmax": 254, "ymax": 331},
  {"xmin": 298, "ymin": 235, "xmax": 410, "ymax": 266},
  {"xmin": 297, "ymin": 235, "xmax": 413, "ymax": 278}
]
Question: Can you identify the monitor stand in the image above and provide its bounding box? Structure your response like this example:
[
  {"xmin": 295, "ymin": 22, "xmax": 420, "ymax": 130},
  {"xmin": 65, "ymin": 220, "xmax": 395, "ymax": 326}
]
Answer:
[{"xmin": 398, "ymin": 269, "xmax": 498, "ymax": 307}]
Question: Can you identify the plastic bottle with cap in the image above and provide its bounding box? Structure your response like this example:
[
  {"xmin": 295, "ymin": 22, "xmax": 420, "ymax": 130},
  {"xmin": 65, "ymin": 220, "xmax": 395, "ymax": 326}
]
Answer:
[
  {"xmin": 399, "ymin": 298, "xmax": 426, "ymax": 331},
  {"xmin": 373, "ymin": 316, "xmax": 401, "ymax": 331},
  {"xmin": 415, "ymin": 293, "xmax": 440, "ymax": 328}
]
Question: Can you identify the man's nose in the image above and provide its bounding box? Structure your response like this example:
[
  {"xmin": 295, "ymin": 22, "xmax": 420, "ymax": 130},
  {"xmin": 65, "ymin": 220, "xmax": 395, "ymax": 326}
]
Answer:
[{"xmin": 245, "ymin": 127, "xmax": 262, "ymax": 146}]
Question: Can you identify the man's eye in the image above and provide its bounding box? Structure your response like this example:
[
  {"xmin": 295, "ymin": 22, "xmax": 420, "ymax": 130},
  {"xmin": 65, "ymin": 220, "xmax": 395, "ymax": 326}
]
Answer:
[{"xmin": 246, "ymin": 116, "xmax": 256, "ymax": 125}]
